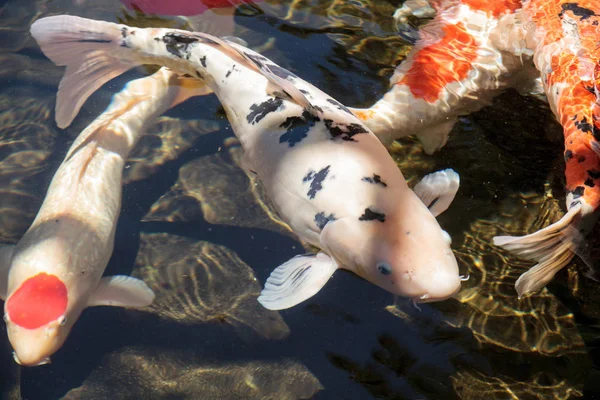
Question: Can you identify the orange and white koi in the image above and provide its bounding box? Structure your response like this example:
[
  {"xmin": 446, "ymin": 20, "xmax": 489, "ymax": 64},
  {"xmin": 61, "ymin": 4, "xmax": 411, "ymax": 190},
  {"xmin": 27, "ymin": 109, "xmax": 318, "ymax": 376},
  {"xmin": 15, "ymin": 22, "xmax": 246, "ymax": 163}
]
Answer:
[
  {"xmin": 0, "ymin": 68, "xmax": 205, "ymax": 366},
  {"xmin": 351, "ymin": 0, "xmax": 600, "ymax": 297}
]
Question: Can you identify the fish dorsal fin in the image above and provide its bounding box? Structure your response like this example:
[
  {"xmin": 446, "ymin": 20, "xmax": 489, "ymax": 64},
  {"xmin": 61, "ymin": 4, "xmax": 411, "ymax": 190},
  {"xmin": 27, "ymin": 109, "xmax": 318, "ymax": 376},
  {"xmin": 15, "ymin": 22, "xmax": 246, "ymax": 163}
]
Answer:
[
  {"xmin": 88, "ymin": 275, "xmax": 155, "ymax": 308},
  {"xmin": 193, "ymin": 32, "xmax": 317, "ymax": 113}
]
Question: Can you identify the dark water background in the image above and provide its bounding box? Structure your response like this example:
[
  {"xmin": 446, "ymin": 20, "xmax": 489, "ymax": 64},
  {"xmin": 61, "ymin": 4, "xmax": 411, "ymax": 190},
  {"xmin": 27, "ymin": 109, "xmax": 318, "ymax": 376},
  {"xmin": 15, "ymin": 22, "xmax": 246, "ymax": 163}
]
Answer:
[{"xmin": 1, "ymin": 0, "xmax": 600, "ymax": 398}]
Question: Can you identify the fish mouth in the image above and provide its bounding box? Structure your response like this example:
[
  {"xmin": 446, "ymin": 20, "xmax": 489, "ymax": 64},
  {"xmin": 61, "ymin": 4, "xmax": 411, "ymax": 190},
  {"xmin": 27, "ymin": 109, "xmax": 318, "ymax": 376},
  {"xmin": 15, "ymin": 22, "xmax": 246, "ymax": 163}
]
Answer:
[
  {"xmin": 412, "ymin": 284, "xmax": 462, "ymax": 305},
  {"xmin": 12, "ymin": 352, "xmax": 51, "ymax": 367}
]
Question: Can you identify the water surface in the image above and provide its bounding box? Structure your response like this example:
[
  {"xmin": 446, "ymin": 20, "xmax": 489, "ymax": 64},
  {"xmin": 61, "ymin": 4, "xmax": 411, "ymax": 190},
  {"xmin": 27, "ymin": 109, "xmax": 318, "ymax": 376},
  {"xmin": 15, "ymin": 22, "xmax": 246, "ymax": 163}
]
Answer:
[{"xmin": 1, "ymin": 0, "xmax": 599, "ymax": 399}]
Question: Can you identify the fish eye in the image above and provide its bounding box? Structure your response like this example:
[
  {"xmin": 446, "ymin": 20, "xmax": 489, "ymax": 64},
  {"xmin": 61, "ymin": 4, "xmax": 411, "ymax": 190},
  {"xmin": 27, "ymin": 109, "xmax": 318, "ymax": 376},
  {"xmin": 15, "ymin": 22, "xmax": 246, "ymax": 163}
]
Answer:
[
  {"xmin": 58, "ymin": 315, "xmax": 67, "ymax": 326},
  {"xmin": 377, "ymin": 262, "xmax": 392, "ymax": 276}
]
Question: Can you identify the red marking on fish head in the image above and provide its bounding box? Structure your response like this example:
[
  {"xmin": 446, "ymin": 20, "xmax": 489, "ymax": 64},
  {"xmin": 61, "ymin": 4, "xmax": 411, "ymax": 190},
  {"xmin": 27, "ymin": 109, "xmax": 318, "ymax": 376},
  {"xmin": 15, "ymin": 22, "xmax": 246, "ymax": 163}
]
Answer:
[{"xmin": 6, "ymin": 273, "xmax": 68, "ymax": 330}]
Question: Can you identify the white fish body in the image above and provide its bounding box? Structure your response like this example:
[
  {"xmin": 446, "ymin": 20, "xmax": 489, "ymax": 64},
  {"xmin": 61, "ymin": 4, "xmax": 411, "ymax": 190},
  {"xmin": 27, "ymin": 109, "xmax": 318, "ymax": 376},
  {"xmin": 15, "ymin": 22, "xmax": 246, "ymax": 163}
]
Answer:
[
  {"xmin": 0, "ymin": 68, "xmax": 203, "ymax": 366},
  {"xmin": 30, "ymin": 15, "xmax": 463, "ymax": 310}
]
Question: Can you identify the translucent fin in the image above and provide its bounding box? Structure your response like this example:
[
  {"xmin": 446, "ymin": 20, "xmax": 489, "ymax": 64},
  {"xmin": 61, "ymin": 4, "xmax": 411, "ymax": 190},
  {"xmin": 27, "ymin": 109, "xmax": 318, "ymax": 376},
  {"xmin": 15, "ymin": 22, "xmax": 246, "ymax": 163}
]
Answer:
[
  {"xmin": 416, "ymin": 118, "xmax": 456, "ymax": 154},
  {"xmin": 493, "ymin": 204, "xmax": 584, "ymax": 297},
  {"xmin": 185, "ymin": 7, "xmax": 236, "ymax": 38},
  {"xmin": 88, "ymin": 275, "xmax": 155, "ymax": 308},
  {"xmin": 30, "ymin": 16, "xmax": 139, "ymax": 128},
  {"xmin": 170, "ymin": 74, "xmax": 213, "ymax": 107},
  {"xmin": 0, "ymin": 245, "xmax": 15, "ymax": 300},
  {"xmin": 258, "ymin": 252, "xmax": 338, "ymax": 310},
  {"xmin": 413, "ymin": 169, "xmax": 460, "ymax": 217}
]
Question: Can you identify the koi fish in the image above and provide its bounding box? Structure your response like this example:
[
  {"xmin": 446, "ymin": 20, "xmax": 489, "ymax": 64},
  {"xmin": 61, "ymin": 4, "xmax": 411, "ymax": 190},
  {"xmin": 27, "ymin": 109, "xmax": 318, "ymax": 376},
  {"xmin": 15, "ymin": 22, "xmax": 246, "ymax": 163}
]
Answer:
[
  {"xmin": 350, "ymin": 0, "xmax": 600, "ymax": 297},
  {"xmin": 493, "ymin": 0, "xmax": 600, "ymax": 296},
  {"xmin": 30, "ymin": 15, "xmax": 465, "ymax": 310},
  {"xmin": 0, "ymin": 67, "xmax": 206, "ymax": 366},
  {"xmin": 349, "ymin": 0, "xmax": 531, "ymax": 154}
]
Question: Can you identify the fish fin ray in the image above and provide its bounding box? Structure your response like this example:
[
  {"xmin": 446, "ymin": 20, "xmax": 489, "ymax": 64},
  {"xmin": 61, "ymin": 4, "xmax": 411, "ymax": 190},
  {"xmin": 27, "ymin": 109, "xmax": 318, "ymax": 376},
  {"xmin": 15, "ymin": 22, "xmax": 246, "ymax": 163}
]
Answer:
[
  {"xmin": 30, "ymin": 15, "xmax": 138, "ymax": 128},
  {"xmin": 257, "ymin": 252, "xmax": 337, "ymax": 310},
  {"xmin": 88, "ymin": 275, "xmax": 155, "ymax": 308},
  {"xmin": 0, "ymin": 245, "xmax": 15, "ymax": 300},
  {"xmin": 413, "ymin": 168, "xmax": 460, "ymax": 217},
  {"xmin": 493, "ymin": 204, "xmax": 584, "ymax": 297}
]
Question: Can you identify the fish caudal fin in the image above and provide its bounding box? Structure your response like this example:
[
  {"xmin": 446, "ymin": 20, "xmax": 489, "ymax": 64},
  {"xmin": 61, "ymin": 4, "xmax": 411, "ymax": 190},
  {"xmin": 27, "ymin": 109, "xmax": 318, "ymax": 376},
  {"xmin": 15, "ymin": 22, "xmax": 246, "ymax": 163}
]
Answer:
[
  {"xmin": 30, "ymin": 16, "xmax": 138, "ymax": 129},
  {"xmin": 413, "ymin": 168, "xmax": 460, "ymax": 217},
  {"xmin": 0, "ymin": 245, "xmax": 15, "ymax": 300},
  {"xmin": 258, "ymin": 252, "xmax": 338, "ymax": 310},
  {"xmin": 492, "ymin": 204, "xmax": 585, "ymax": 298},
  {"xmin": 87, "ymin": 275, "xmax": 155, "ymax": 308}
]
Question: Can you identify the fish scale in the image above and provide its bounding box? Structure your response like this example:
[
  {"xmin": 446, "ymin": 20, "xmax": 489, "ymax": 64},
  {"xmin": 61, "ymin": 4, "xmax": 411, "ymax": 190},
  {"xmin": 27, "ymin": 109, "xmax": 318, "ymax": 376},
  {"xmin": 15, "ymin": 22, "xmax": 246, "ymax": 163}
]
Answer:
[
  {"xmin": 30, "ymin": 15, "xmax": 464, "ymax": 311},
  {"xmin": 352, "ymin": 0, "xmax": 600, "ymax": 297}
]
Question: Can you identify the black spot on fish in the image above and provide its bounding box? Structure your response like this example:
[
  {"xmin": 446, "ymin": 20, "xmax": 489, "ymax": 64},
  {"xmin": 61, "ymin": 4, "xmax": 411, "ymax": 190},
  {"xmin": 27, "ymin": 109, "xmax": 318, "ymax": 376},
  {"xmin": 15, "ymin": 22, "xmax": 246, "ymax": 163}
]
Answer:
[
  {"xmin": 314, "ymin": 212, "xmax": 336, "ymax": 230},
  {"xmin": 225, "ymin": 64, "xmax": 235, "ymax": 77},
  {"xmin": 362, "ymin": 174, "xmax": 388, "ymax": 187},
  {"xmin": 585, "ymin": 178, "xmax": 595, "ymax": 187},
  {"xmin": 572, "ymin": 186, "xmax": 585, "ymax": 199},
  {"xmin": 196, "ymin": 71, "xmax": 203, "ymax": 79},
  {"xmin": 571, "ymin": 199, "xmax": 582, "ymax": 208},
  {"xmin": 359, "ymin": 208, "xmax": 386, "ymax": 222},
  {"xmin": 303, "ymin": 165, "xmax": 331, "ymax": 199},
  {"xmin": 585, "ymin": 86, "xmax": 596, "ymax": 94},
  {"xmin": 121, "ymin": 27, "xmax": 128, "ymax": 38},
  {"xmin": 578, "ymin": 155, "xmax": 586, "ymax": 163},
  {"xmin": 299, "ymin": 89, "xmax": 310, "ymax": 95},
  {"xmin": 588, "ymin": 169, "xmax": 600, "ymax": 179},
  {"xmin": 266, "ymin": 64, "xmax": 298, "ymax": 80},
  {"xmin": 200, "ymin": 55, "xmax": 207, "ymax": 68},
  {"xmin": 245, "ymin": 53, "xmax": 267, "ymax": 68},
  {"xmin": 574, "ymin": 115, "xmax": 593, "ymax": 133},
  {"xmin": 247, "ymin": 98, "xmax": 284, "ymax": 124},
  {"xmin": 77, "ymin": 38, "xmax": 112, "ymax": 44},
  {"xmin": 565, "ymin": 150, "xmax": 574, "ymax": 162},
  {"xmin": 324, "ymin": 119, "xmax": 368, "ymax": 141},
  {"xmin": 560, "ymin": 3, "xmax": 597, "ymax": 20},
  {"xmin": 326, "ymin": 98, "xmax": 353, "ymax": 115},
  {"xmin": 279, "ymin": 111, "xmax": 320, "ymax": 147},
  {"xmin": 163, "ymin": 33, "xmax": 198, "ymax": 59}
]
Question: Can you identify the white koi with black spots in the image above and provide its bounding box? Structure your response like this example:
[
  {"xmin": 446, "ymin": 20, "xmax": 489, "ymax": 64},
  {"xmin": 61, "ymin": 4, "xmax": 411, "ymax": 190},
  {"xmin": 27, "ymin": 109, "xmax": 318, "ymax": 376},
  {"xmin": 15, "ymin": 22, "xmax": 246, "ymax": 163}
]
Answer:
[{"xmin": 30, "ymin": 15, "xmax": 464, "ymax": 310}]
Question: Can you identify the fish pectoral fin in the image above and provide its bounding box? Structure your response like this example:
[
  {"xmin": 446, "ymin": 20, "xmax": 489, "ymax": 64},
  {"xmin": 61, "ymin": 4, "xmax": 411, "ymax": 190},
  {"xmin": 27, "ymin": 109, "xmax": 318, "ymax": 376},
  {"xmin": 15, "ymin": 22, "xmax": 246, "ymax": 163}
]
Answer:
[
  {"xmin": 416, "ymin": 119, "xmax": 456, "ymax": 154},
  {"xmin": 170, "ymin": 75, "xmax": 213, "ymax": 108},
  {"xmin": 88, "ymin": 275, "xmax": 155, "ymax": 308},
  {"xmin": 0, "ymin": 245, "xmax": 15, "ymax": 300},
  {"xmin": 413, "ymin": 168, "xmax": 460, "ymax": 217},
  {"xmin": 257, "ymin": 252, "xmax": 338, "ymax": 310}
]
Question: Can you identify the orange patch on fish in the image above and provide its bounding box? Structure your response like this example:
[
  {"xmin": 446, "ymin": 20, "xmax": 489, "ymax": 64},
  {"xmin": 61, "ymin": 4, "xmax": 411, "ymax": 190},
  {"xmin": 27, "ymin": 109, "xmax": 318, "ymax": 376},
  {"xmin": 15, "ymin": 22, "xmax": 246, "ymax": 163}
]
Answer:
[
  {"xmin": 6, "ymin": 273, "xmax": 68, "ymax": 329},
  {"xmin": 461, "ymin": 0, "xmax": 522, "ymax": 17},
  {"xmin": 398, "ymin": 22, "xmax": 479, "ymax": 103}
]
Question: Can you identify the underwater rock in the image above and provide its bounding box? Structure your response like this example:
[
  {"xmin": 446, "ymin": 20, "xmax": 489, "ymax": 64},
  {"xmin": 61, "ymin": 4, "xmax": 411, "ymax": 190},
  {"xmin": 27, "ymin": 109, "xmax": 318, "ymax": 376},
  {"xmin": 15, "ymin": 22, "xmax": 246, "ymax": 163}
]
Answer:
[
  {"xmin": 134, "ymin": 232, "xmax": 290, "ymax": 340},
  {"xmin": 123, "ymin": 116, "xmax": 219, "ymax": 184},
  {"xmin": 143, "ymin": 144, "xmax": 298, "ymax": 240},
  {"xmin": 0, "ymin": 91, "xmax": 58, "ymax": 242},
  {"xmin": 62, "ymin": 347, "xmax": 322, "ymax": 400}
]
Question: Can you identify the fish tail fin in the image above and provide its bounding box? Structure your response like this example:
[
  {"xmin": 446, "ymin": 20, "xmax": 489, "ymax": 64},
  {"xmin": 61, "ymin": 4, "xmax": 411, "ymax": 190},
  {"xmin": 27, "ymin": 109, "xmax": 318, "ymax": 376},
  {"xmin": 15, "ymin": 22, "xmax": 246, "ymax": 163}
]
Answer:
[
  {"xmin": 30, "ymin": 15, "xmax": 138, "ymax": 129},
  {"xmin": 492, "ymin": 204, "xmax": 585, "ymax": 298}
]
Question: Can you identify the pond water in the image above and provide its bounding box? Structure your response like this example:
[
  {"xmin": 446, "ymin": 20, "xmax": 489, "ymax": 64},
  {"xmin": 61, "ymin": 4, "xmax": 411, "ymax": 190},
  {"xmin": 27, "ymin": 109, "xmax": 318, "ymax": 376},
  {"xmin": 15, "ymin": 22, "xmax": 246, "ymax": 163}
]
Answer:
[{"xmin": 1, "ymin": 0, "xmax": 600, "ymax": 399}]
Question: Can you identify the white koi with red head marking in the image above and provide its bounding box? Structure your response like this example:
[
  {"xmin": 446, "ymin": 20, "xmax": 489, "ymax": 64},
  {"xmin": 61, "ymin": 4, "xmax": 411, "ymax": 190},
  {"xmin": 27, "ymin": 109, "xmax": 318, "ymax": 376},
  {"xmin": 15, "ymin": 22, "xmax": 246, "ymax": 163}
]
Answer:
[
  {"xmin": 0, "ymin": 68, "xmax": 203, "ymax": 365},
  {"xmin": 29, "ymin": 15, "xmax": 464, "ymax": 310}
]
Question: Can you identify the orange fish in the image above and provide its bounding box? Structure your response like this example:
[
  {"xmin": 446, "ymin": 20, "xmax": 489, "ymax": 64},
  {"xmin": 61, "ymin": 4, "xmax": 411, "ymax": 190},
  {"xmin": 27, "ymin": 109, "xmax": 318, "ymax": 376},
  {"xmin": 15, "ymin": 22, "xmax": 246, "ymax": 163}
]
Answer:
[{"xmin": 351, "ymin": 0, "xmax": 600, "ymax": 296}]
